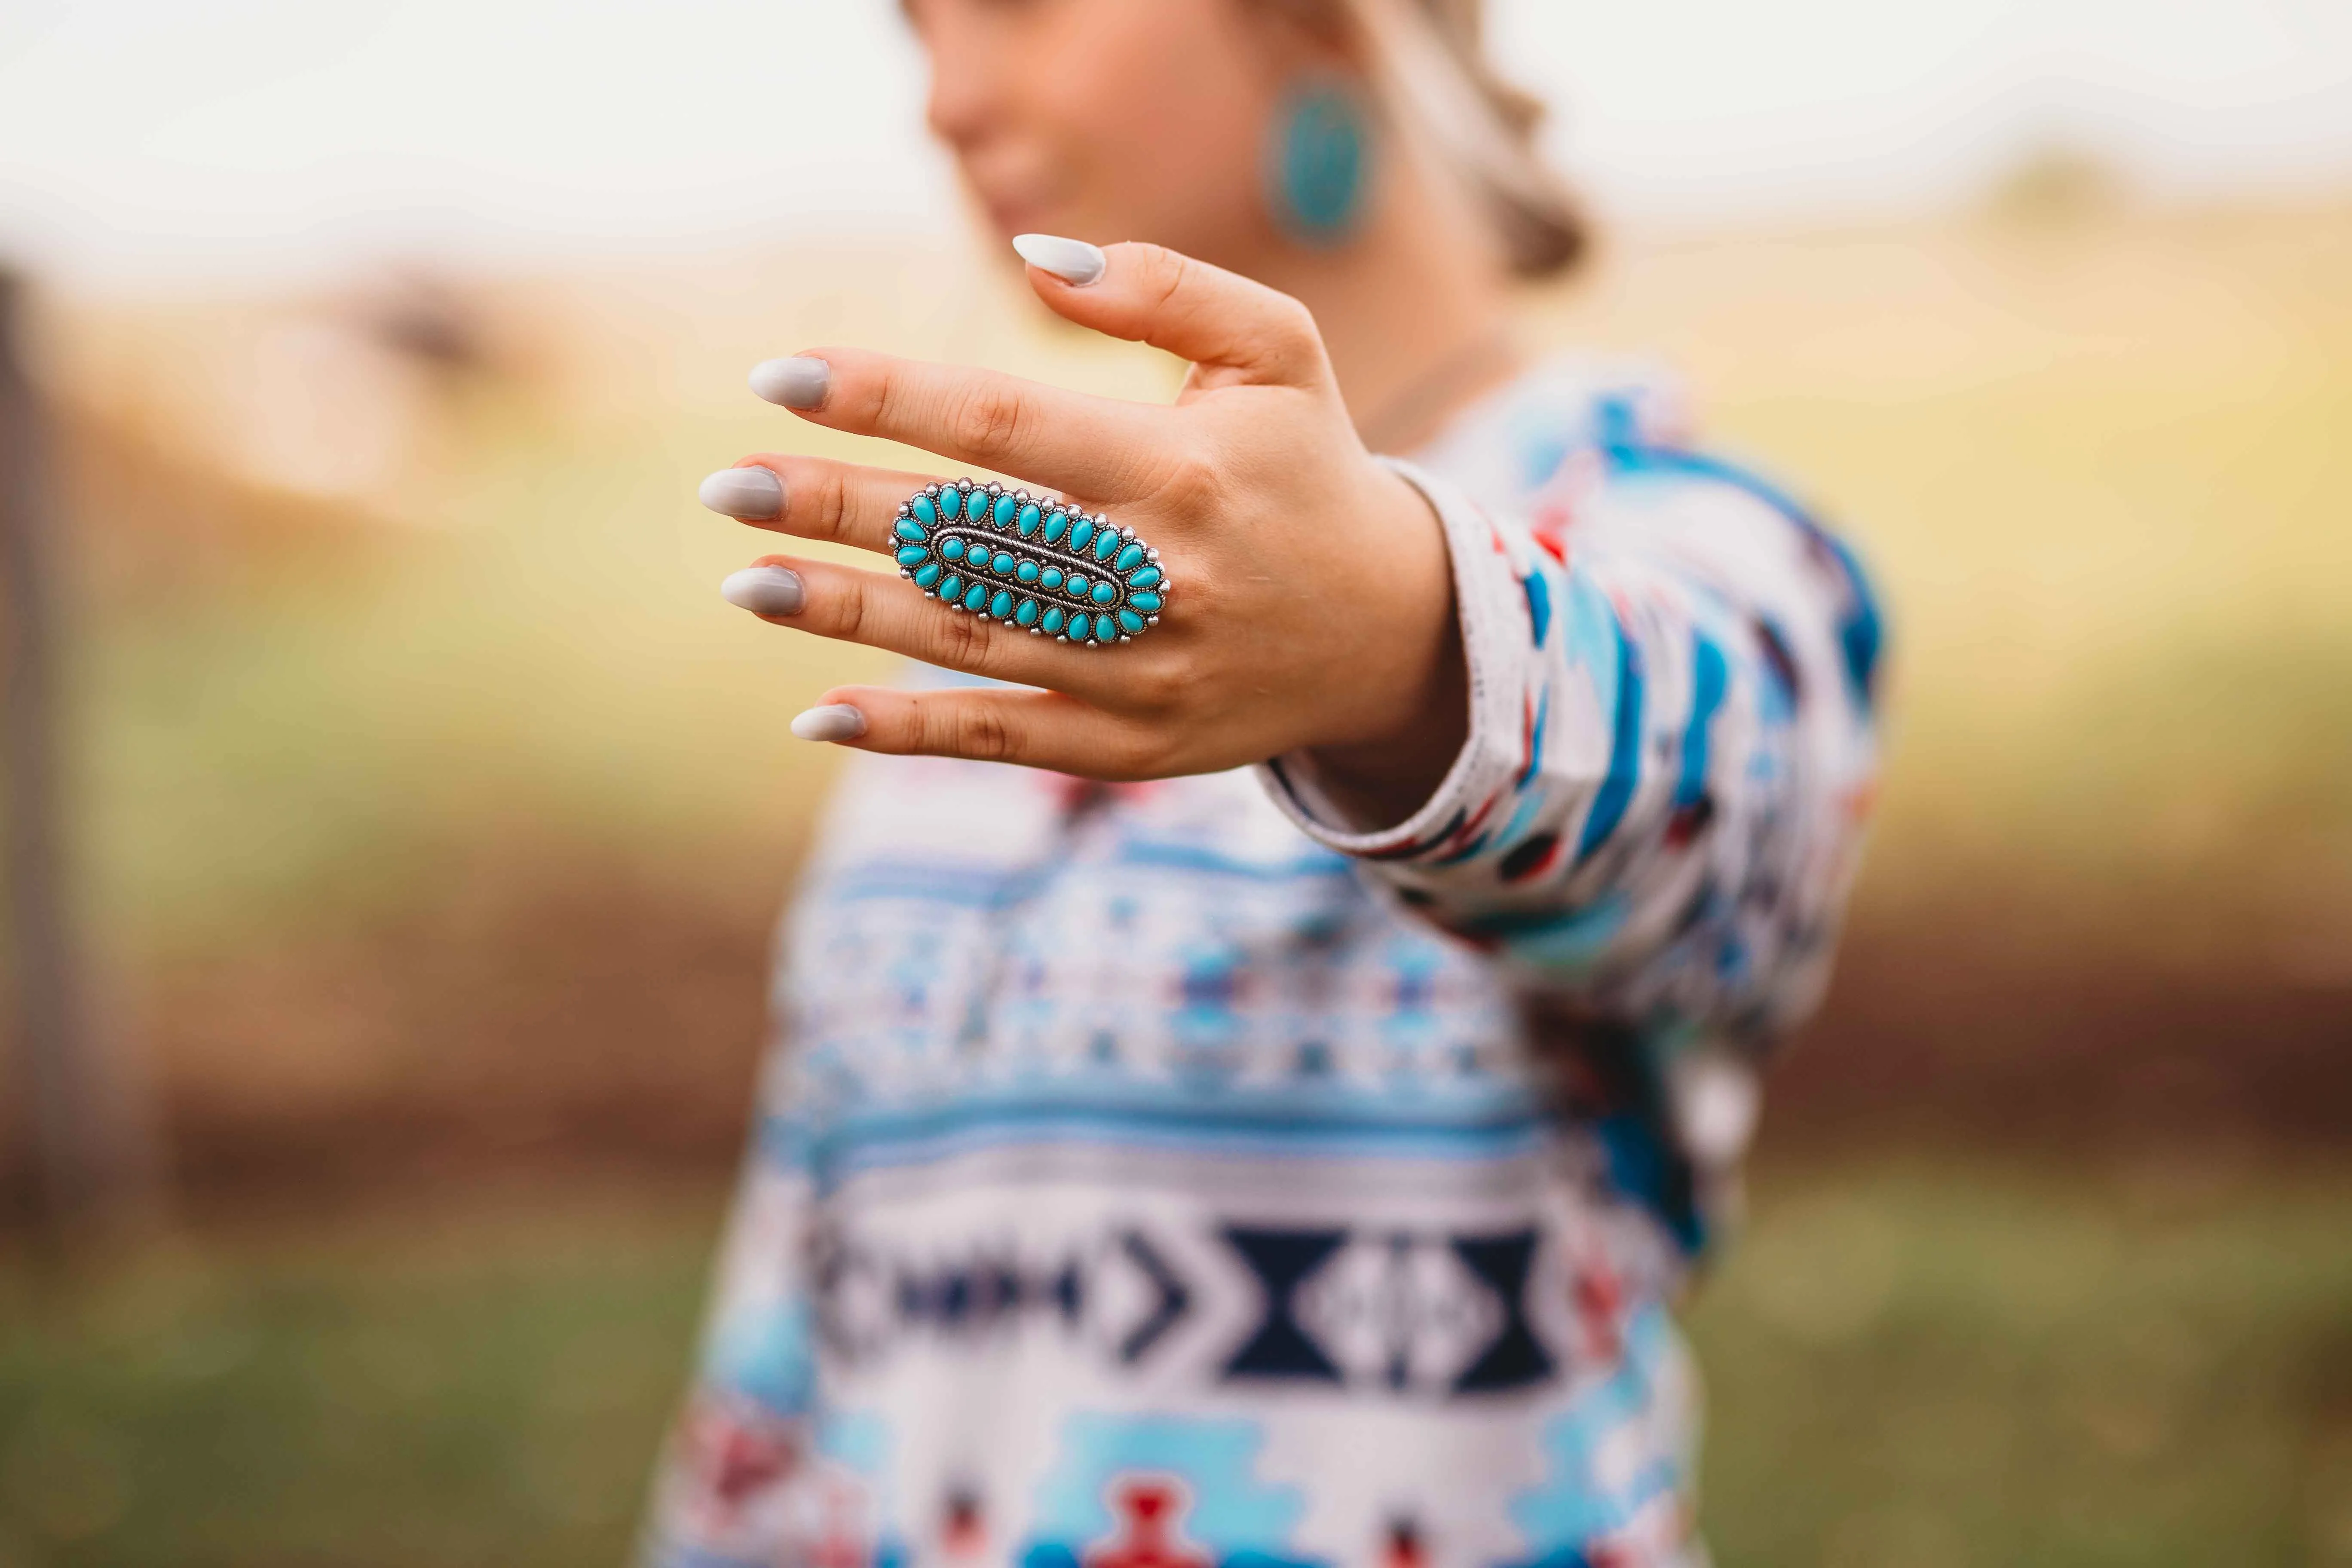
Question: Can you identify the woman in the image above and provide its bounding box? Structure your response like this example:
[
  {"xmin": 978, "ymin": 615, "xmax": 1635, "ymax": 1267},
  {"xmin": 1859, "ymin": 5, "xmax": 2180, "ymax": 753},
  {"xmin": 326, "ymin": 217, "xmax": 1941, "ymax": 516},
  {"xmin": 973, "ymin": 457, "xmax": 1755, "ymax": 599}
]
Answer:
[{"xmin": 652, "ymin": 1, "xmax": 1882, "ymax": 1563}]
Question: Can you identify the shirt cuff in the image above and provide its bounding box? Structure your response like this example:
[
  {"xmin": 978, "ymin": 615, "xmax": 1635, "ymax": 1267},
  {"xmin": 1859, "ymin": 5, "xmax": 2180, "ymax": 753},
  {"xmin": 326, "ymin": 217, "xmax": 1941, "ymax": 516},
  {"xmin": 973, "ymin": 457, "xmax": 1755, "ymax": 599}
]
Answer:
[{"xmin": 1255, "ymin": 456, "xmax": 1534, "ymax": 863}]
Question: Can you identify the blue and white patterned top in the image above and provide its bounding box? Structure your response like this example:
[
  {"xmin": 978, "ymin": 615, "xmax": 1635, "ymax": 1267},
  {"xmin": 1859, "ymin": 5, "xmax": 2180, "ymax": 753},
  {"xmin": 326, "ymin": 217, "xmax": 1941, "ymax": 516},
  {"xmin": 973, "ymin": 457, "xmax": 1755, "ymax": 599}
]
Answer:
[{"xmin": 643, "ymin": 355, "xmax": 1883, "ymax": 1568}]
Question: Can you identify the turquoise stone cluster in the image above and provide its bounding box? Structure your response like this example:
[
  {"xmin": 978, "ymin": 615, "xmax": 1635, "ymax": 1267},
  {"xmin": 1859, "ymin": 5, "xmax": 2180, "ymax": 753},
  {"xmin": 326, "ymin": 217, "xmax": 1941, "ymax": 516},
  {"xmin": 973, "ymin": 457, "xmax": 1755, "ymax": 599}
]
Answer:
[{"xmin": 891, "ymin": 479, "xmax": 1169, "ymax": 646}]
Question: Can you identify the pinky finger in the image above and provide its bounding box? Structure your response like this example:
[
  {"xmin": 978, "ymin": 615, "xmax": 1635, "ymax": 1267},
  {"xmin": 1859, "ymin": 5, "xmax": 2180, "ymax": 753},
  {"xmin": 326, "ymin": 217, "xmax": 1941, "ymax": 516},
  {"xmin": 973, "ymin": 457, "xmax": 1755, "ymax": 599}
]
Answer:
[{"xmin": 791, "ymin": 685, "xmax": 1162, "ymax": 779}]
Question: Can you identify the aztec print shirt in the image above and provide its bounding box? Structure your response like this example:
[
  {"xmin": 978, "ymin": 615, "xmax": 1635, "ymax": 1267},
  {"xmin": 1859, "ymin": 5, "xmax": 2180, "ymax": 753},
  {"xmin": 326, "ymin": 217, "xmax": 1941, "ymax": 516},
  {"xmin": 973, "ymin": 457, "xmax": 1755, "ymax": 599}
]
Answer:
[{"xmin": 643, "ymin": 355, "xmax": 1884, "ymax": 1568}]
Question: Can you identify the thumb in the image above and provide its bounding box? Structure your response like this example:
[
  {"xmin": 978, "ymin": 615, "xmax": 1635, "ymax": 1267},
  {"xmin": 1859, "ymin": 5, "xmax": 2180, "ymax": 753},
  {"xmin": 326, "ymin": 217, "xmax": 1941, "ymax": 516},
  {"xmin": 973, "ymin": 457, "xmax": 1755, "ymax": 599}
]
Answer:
[{"xmin": 1013, "ymin": 236, "xmax": 1328, "ymax": 388}]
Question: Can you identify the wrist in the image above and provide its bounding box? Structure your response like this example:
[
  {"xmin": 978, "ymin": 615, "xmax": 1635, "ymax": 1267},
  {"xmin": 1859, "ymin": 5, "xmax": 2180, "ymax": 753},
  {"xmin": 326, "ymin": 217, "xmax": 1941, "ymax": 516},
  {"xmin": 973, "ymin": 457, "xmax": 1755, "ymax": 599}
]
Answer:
[
  {"xmin": 1305, "ymin": 630, "xmax": 1468, "ymax": 830},
  {"xmin": 1298, "ymin": 470, "xmax": 1470, "ymax": 828}
]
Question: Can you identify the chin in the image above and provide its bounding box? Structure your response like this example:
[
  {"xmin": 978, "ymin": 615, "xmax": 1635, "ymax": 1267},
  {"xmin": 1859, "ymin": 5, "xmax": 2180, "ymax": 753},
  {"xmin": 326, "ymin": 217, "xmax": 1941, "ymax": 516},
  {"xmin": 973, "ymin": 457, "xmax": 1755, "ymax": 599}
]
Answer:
[
  {"xmin": 977, "ymin": 187, "xmax": 1090, "ymax": 247},
  {"xmin": 985, "ymin": 205, "xmax": 1055, "ymax": 245},
  {"xmin": 980, "ymin": 211, "xmax": 1029, "ymax": 249}
]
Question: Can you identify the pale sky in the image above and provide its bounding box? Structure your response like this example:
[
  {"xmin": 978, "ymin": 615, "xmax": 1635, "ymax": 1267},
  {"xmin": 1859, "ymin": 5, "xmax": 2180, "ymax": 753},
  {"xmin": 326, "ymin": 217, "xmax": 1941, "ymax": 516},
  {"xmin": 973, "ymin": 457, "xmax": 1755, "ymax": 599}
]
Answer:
[{"xmin": 3, "ymin": 0, "xmax": 2348, "ymax": 284}]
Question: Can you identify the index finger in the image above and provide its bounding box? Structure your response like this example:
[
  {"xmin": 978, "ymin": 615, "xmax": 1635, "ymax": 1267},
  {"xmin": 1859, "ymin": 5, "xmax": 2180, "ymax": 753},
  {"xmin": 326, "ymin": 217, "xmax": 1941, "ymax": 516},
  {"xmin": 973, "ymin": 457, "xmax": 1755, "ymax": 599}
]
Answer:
[{"xmin": 757, "ymin": 348, "xmax": 1177, "ymax": 502}]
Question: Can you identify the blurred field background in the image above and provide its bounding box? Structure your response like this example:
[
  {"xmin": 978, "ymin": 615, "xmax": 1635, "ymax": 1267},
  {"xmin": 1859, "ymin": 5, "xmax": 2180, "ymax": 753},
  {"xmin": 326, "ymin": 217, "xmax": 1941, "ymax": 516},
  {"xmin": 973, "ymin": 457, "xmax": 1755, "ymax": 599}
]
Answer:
[
  {"xmin": 3, "ymin": 184, "xmax": 2344, "ymax": 1568},
  {"xmin": 5, "ymin": 1, "xmax": 2352, "ymax": 1561}
]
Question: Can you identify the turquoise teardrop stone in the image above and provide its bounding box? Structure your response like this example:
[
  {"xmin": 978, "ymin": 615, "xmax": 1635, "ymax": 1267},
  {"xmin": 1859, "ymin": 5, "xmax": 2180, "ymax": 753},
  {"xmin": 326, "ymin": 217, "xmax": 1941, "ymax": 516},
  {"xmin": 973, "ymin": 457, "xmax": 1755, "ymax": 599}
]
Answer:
[
  {"xmin": 1016, "ymin": 560, "xmax": 1040, "ymax": 585},
  {"xmin": 1041, "ymin": 607, "xmax": 1066, "ymax": 635},
  {"xmin": 1113, "ymin": 542, "xmax": 1145, "ymax": 572},
  {"xmin": 938, "ymin": 571, "xmax": 964, "ymax": 600},
  {"xmin": 989, "ymin": 588, "xmax": 1013, "ymax": 619},
  {"xmin": 914, "ymin": 563, "xmax": 942, "ymax": 590},
  {"xmin": 1127, "ymin": 565, "xmax": 1162, "ymax": 590},
  {"xmin": 1067, "ymin": 516, "xmax": 1096, "ymax": 551},
  {"xmin": 895, "ymin": 545, "xmax": 927, "ymax": 567},
  {"xmin": 1089, "ymin": 580, "xmax": 1116, "ymax": 606},
  {"xmin": 963, "ymin": 583, "xmax": 989, "ymax": 612},
  {"xmin": 1042, "ymin": 509, "xmax": 1070, "ymax": 545},
  {"xmin": 894, "ymin": 517, "xmax": 928, "ymax": 543},
  {"xmin": 940, "ymin": 538, "xmax": 966, "ymax": 563},
  {"xmin": 993, "ymin": 494, "xmax": 1017, "ymax": 528},
  {"xmin": 1017, "ymin": 503, "xmax": 1041, "ymax": 537},
  {"xmin": 1093, "ymin": 612, "xmax": 1118, "ymax": 642},
  {"xmin": 991, "ymin": 551, "xmax": 1015, "ymax": 574},
  {"xmin": 1117, "ymin": 608, "xmax": 1145, "ymax": 635},
  {"xmin": 1127, "ymin": 591, "xmax": 1162, "ymax": 613},
  {"xmin": 964, "ymin": 489, "xmax": 989, "ymax": 522},
  {"xmin": 1092, "ymin": 529, "xmax": 1121, "ymax": 562},
  {"xmin": 912, "ymin": 496, "xmax": 937, "ymax": 526},
  {"xmin": 1015, "ymin": 597, "xmax": 1040, "ymax": 627}
]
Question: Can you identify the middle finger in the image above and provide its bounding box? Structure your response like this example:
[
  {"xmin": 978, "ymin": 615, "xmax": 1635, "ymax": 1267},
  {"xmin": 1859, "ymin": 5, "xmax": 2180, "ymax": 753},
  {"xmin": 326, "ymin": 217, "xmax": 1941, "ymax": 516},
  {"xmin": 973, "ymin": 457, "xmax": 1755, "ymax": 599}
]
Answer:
[{"xmin": 702, "ymin": 456, "xmax": 948, "ymax": 557}]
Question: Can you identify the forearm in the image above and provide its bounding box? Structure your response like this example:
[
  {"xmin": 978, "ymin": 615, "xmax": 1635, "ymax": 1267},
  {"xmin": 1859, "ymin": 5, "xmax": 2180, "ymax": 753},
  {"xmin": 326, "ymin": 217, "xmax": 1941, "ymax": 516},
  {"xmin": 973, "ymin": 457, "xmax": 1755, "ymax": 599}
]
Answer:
[{"xmin": 1262, "ymin": 454, "xmax": 1883, "ymax": 1045}]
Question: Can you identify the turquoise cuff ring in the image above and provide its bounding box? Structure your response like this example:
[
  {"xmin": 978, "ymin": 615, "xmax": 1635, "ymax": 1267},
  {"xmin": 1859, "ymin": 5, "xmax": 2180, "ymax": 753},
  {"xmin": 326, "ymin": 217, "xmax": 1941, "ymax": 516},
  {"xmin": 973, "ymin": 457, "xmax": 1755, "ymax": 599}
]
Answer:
[{"xmin": 891, "ymin": 479, "xmax": 1169, "ymax": 646}]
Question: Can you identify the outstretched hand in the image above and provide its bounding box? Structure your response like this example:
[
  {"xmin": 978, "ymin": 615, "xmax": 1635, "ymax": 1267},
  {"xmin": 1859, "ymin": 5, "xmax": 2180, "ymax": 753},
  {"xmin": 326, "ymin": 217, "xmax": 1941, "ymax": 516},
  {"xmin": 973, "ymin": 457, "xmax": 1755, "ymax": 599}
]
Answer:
[{"xmin": 704, "ymin": 239, "xmax": 1467, "ymax": 825}]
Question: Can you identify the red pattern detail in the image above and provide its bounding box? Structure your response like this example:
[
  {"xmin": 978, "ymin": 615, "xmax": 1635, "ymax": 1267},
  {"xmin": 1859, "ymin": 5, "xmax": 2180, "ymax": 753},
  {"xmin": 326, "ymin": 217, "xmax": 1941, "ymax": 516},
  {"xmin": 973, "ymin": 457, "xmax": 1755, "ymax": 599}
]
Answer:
[
  {"xmin": 807, "ymin": 1476, "xmax": 879, "ymax": 1568},
  {"xmin": 680, "ymin": 1398, "xmax": 802, "ymax": 1516},
  {"xmin": 1527, "ymin": 485, "xmax": 1577, "ymax": 567},
  {"xmin": 1085, "ymin": 1479, "xmax": 1212, "ymax": 1568},
  {"xmin": 1573, "ymin": 1256, "xmax": 1626, "ymax": 1365},
  {"xmin": 1044, "ymin": 776, "xmax": 1167, "ymax": 814},
  {"xmin": 1661, "ymin": 802, "xmax": 1707, "ymax": 851},
  {"xmin": 1525, "ymin": 443, "xmax": 1597, "ymax": 565},
  {"xmin": 942, "ymin": 1488, "xmax": 987, "ymax": 1558}
]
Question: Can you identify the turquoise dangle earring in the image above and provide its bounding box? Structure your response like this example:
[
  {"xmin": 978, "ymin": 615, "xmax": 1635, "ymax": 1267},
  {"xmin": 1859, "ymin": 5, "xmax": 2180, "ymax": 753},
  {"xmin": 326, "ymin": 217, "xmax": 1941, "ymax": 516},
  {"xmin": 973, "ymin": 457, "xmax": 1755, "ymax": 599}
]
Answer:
[{"xmin": 1266, "ymin": 77, "xmax": 1374, "ymax": 245}]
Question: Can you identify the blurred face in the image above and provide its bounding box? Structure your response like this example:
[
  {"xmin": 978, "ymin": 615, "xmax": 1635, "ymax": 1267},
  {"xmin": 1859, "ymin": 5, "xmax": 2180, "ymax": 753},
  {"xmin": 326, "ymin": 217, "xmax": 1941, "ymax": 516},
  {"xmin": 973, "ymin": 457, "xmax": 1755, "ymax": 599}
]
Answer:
[{"xmin": 905, "ymin": 0, "xmax": 1330, "ymax": 268}]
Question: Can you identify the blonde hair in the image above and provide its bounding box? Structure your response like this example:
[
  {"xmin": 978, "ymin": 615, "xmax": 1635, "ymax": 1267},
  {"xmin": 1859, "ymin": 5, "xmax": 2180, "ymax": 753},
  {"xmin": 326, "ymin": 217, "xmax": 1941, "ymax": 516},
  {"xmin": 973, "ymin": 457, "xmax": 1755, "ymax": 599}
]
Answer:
[{"xmin": 1286, "ymin": 0, "xmax": 1590, "ymax": 278}]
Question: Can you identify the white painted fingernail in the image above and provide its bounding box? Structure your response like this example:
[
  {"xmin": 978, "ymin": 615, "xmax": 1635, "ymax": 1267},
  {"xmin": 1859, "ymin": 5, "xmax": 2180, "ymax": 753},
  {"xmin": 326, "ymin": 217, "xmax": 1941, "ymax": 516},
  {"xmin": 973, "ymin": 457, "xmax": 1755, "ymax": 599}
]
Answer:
[
  {"xmin": 699, "ymin": 467, "xmax": 784, "ymax": 519},
  {"xmin": 1012, "ymin": 233, "xmax": 1106, "ymax": 287},
  {"xmin": 720, "ymin": 565, "xmax": 805, "ymax": 616},
  {"xmin": 749, "ymin": 356, "xmax": 830, "ymax": 409},
  {"xmin": 789, "ymin": 704, "xmax": 866, "ymax": 743}
]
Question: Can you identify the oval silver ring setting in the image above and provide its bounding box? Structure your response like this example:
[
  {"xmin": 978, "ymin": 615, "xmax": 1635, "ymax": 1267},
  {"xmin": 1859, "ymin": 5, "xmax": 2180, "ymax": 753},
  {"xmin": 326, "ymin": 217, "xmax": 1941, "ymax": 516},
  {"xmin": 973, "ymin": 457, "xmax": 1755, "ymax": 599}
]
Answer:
[{"xmin": 888, "ymin": 479, "xmax": 1170, "ymax": 648}]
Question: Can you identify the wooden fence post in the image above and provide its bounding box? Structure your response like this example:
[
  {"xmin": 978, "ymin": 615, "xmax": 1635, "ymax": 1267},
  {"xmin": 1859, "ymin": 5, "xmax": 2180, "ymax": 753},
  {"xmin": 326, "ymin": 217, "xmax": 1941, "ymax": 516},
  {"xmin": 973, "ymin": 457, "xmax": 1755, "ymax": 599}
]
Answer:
[{"xmin": 0, "ymin": 267, "xmax": 161, "ymax": 1240}]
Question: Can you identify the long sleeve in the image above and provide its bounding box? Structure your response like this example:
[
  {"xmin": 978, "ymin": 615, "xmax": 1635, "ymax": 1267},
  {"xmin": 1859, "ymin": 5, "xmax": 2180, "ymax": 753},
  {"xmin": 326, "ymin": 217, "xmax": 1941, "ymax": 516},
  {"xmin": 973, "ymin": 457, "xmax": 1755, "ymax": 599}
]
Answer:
[{"xmin": 1262, "ymin": 391, "xmax": 1883, "ymax": 1228}]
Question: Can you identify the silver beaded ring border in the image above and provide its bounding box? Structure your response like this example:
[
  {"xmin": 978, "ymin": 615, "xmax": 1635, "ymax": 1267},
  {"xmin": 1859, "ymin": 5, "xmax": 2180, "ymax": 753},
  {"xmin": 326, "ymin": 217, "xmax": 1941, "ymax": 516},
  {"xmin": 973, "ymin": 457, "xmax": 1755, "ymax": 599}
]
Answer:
[{"xmin": 890, "ymin": 478, "xmax": 1171, "ymax": 647}]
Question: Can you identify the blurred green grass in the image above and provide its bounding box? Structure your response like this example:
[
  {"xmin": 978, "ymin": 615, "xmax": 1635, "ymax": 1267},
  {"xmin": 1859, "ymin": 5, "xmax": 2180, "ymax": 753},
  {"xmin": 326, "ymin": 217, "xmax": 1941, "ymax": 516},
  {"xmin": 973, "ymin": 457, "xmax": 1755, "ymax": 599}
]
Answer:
[
  {"xmin": 0, "ymin": 1189, "xmax": 715, "ymax": 1568},
  {"xmin": 2, "ymin": 1164, "xmax": 2346, "ymax": 1567}
]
